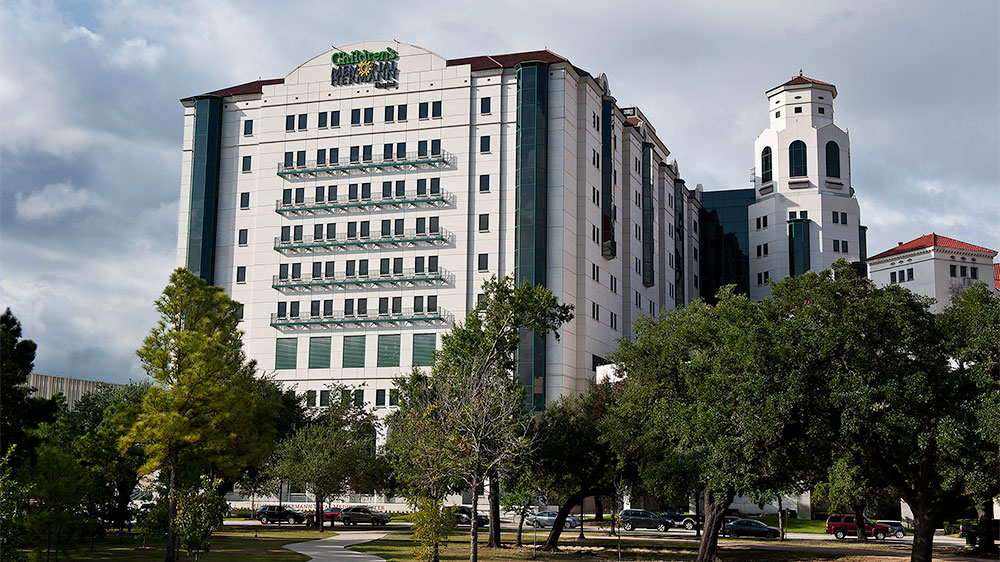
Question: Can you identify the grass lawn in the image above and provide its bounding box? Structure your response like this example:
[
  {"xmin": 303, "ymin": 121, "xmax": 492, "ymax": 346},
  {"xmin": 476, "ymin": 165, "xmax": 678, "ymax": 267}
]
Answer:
[
  {"xmin": 22, "ymin": 526, "xmax": 333, "ymax": 561},
  {"xmin": 744, "ymin": 515, "xmax": 830, "ymax": 534},
  {"xmin": 351, "ymin": 531, "xmax": 922, "ymax": 562}
]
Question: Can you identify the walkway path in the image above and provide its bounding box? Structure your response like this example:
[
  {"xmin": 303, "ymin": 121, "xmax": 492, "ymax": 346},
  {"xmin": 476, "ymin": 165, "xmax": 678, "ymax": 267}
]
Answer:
[{"xmin": 284, "ymin": 530, "xmax": 387, "ymax": 562}]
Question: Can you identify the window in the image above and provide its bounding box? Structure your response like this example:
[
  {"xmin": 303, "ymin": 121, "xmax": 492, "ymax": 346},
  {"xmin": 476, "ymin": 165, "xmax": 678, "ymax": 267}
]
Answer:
[
  {"xmin": 343, "ymin": 335, "xmax": 365, "ymax": 368},
  {"xmin": 761, "ymin": 146, "xmax": 772, "ymax": 183},
  {"xmin": 432, "ymin": 101, "xmax": 442, "ymax": 118},
  {"xmin": 318, "ymin": 112, "xmax": 327, "ymax": 128},
  {"xmin": 818, "ymin": 107, "xmax": 826, "ymax": 114},
  {"xmin": 309, "ymin": 337, "xmax": 331, "ymax": 369},
  {"xmin": 304, "ymin": 390, "xmax": 317, "ymax": 408},
  {"xmin": 326, "ymin": 223, "xmax": 336, "ymax": 239},
  {"xmin": 789, "ymin": 140, "xmax": 807, "ymax": 177},
  {"xmin": 763, "ymin": 216, "xmax": 768, "ymax": 228},
  {"xmin": 317, "ymin": 149, "xmax": 326, "ymax": 165},
  {"xmin": 431, "ymin": 139, "xmax": 441, "ymax": 156},
  {"xmin": 285, "ymin": 115, "xmax": 295, "ymax": 132},
  {"xmin": 279, "ymin": 264, "xmax": 289, "ymax": 280},
  {"xmin": 240, "ymin": 155, "xmax": 251, "ymax": 172},
  {"xmin": 591, "ymin": 262, "xmax": 599, "ymax": 282},
  {"xmin": 591, "ymin": 301, "xmax": 599, "ymax": 321},
  {"xmin": 479, "ymin": 174, "xmax": 490, "ymax": 192},
  {"xmin": 397, "ymin": 104, "xmax": 407, "ymax": 120},
  {"xmin": 907, "ymin": 268, "xmax": 914, "ymax": 281},
  {"xmin": 826, "ymin": 141, "xmax": 841, "ymax": 178},
  {"xmin": 430, "ymin": 178, "xmax": 440, "ymax": 195},
  {"xmin": 419, "ymin": 102, "xmax": 429, "ymax": 119},
  {"xmin": 384, "ymin": 105, "xmax": 396, "ymax": 122},
  {"xmin": 950, "ymin": 264, "xmax": 957, "ymax": 277},
  {"xmin": 478, "ymin": 253, "xmax": 488, "ymax": 271},
  {"xmin": 418, "ymin": 141, "xmax": 427, "ymax": 157},
  {"xmin": 890, "ymin": 271, "xmax": 897, "ymax": 284},
  {"xmin": 775, "ymin": 111, "xmax": 780, "ymax": 118},
  {"xmin": 235, "ymin": 266, "xmax": 246, "ymax": 283},
  {"xmin": 377, "ymin": 334, "xmax": 401, "ymax": 367},
  {"xmin": 384, "ymin": 144, "xmax": 393, "ymax": 160},
  {"xmin": 833, "ymin": 240, "xmax": 841, "ymax": 252},
  {"xmin": 842, "ymin": 241, "xmax": 849, "ymax": 253},
  {"xmin": 610, "ymin": 312, "xmax": 617, "ymax": 330},
  {"xmin": 351, "ymin": 108, "xmax": 361, "ymax": 125},
  {"xmin": 362, "ymin": 145, "xmax": 372, "ymax": 161},
  {"xmin": 353, "ymin": 389, "xmax": 364, "ymax": 407},
  {"xmin": 481, "ymin": 97, "xmax": 491, "ymax": 114},
  {"xmin": 325, "ymin": 260, "xmax": 334, "ymax": 277},
  {"xmin": 762, "ymin": 244, "xmax": 767, "ymax": 256},
  {"xmin": 478, "ymin": 214, "xmax": 489, "ymax": 232},
  {"xmin": 789, "ymin": 211, "xmax": 796, "ymax": 219},
  {"xmin": 832, "ymin": 210, "xmax": 840, "ymax": 224},
  {"xmin": 960, "ymin": 265, "xmax": 967, "ymax": 277},
  {"xmin": 389, "ymin": 389, "xmax": 399, "ymax": 406},
  {"xmin": 414, "ymin": 296, "xmax": 424, "ymax": 313},
  {"xmin": 296, "ymin": 150, "xmax": 306, "ymax": 167},
  {"xmin": 292, "ymin": 225, "xmax": 303, "ymax": 241},
  {"xmin": 800, "ymin": 210, "xmax": 808, "ymax": 219},
  {"xmin": 330, "ymin": 111, "xmax": 340, "ymax": 126},
  {"xmin": 330, "ymin": 148, "xmax": 339, "ymax": 164},
  {"xmin": 757, "ymin": 245, "xmax": 762, "ymax": 258},
  {"xmin": 297, "ymin": 114, "xmax": 307, "ymax": 130},
  {"xmin": 319, "ymin": 390, "xmax": 330, "ymax": 407},
  {"xmin": 240, "ymin": 192, "xmax": 250, "ymax": 209},
  {"xmin": 275, "ymin": 338, "xmax": 297, "ymax": 370},
  {"xmin": 243, "ymin": 120, "xmax": 253, "ymax": 135},
  {"xmin": 238, "ymin": 229, "xmax": 248, "ymax": 245},
  {"xmin": 397, "ymin": 142, "xmax": 406, "ymax": 159},
  {"xmin": 394, "ymin": 257, "xmax": 404, "ymax": 274},
  {"xmin": 376, "ymin": 389, "xmax": 386, "ymax": 406},
  {"xmin": 480, "ymin": 135, "xmax": 490, "ymax": 153},
  {"xmin": 363, "ymin": 107, "xmax": 373, "ymax": 124},
  {"xmin": 794, "ymin": 106, "xmax": 802, "ymax": 114},
  {"xmin": 763, "ymin": 271, "xmax": 769, "ymax": 282},
  {"xmin": 756, "ymin": 217, "xmax": 761, "ymax": 230},
  {"xmin": 971, "ymin": 267, "xmax": 978, "ymax": 279},
  {"xmin": 841, "ymin": 212, "xmax": 847, "ymax": 224}
]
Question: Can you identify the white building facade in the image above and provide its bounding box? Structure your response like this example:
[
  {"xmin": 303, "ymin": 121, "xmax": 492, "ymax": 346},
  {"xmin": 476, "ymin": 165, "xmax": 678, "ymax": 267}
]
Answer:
[
  {"xmin": 176, "ymin": 41, "xmax": 693, "ymax": 418},
  {"xmin": 747, "ymin": 74, "xmax": 866, "ymax": 300},
  {"xmin": 868, "ymin": 233, "xmax": 998, "ymax": 312}
]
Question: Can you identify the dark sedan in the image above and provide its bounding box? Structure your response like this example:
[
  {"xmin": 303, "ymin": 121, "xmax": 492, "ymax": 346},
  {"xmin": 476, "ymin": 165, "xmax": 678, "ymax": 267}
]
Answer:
[
  {"xmin": 618, "ymin": 509, "xmax": 674, "ymax": 532},
  {"xmin": 722, "ymin": 518, "xmax": 780, "ymax": 538}
]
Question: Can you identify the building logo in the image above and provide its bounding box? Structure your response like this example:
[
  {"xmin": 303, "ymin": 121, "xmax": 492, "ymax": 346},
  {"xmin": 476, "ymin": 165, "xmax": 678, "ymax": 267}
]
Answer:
[{"xmin": 331, "ymin": 47, "xmax": 399, "ymax": 89}]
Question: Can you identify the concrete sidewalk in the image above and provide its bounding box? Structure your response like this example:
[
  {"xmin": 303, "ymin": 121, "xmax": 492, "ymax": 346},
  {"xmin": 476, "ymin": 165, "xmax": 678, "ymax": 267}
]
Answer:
[{"xmin": 284, "ymin": 530, "xmax": 387, "ymax": 562}]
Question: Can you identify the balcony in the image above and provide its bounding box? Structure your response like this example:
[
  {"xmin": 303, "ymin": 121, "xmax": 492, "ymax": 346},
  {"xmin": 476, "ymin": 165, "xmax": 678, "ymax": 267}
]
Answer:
[
  {"xmin": 270, "ymin": 308, "xmax": 452, "ymax": 329},
  {"xmin": 272, "ymin": 267, "xmax": 452, "ymax": 291},
  {"xmin": 277, "ymin": 151, "xmax": 452, "ymax": 177},
  {"xmin": 276, "ymin": 189, "xmax": 453, "ymax": 215},
  {"xmin": 274, "ymin": 228, "xmax": 452, "ymax": 253}
]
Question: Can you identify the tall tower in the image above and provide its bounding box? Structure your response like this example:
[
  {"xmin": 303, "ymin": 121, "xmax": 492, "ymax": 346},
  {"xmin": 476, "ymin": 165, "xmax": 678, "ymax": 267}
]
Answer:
[{"xmin": 747, "ymin": 74, "xmax": 865, "ymax": 300}]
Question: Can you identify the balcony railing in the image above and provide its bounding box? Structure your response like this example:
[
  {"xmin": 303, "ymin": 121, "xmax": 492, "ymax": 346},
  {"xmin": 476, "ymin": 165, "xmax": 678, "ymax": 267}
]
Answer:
[
  {"xmin": 272, "ymin": 267, "xmax": 451, "ymax": 290},
  {"xmin": 277, "ymin": 151, "xmax": 452, "ymax": 177},
  {"xmin": 276, "ymin": 189, "xmax": 453, "ymax": 215},
  {"xmin": 270, "ymin": 308, "xmax": 452, "ymax": 328},
  {"xmin": 274, "ymin": 228, "xmax": 452, "ymax": 253}
]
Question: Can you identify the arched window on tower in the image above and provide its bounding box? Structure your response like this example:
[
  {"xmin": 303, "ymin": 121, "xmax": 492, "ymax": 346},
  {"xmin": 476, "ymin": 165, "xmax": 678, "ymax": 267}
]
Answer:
[
  {"xmin": 826, "ymin": 141, "xmax": 840, "ymax": 178},
  {"xmin": 789, "ymin": 140, "xmax": 807, "ymax": 177},
  {"xmin": 761, "ymin": 147, "xmax": 772, "ymax": 184}
]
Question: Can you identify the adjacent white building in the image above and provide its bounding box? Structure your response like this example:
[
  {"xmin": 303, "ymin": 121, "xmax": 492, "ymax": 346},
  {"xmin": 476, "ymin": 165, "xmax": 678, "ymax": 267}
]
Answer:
[
  {"xmin": 868, "ymin": 233, "xmax": 998, "ymax": 312},
  {"xmin": 747, "ymin": 74, "xmax": 866, "ymax": 301},
  {"xmin": 176, "ymin": 41, "xmax": 695, "ymax": 421}
]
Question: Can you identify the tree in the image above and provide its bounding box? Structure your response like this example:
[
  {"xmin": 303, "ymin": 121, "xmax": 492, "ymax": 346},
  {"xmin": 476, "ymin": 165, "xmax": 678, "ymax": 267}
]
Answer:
[
  {"xmin": 611, "ymin": 288, "xmax": 828, "ymax": 562},
  {"xmin": 812, "ymin": 454, "xmax": 893, "ymax": 540},
  {"xmin": 534, "ymin": 382, "xmax": 618, "ymax": 551},
  {"xmin": 499, "ymin": 452, "xmax": 542, "ymax": 548},
  {"xmin": 235, "ymin": 465, "xmax": 278, "ymax": 515},
  {"xmin": 122, "ymin": 268, "xmax": 282, "ymax": 562},
  {"xmin": 0, "ymin": 446, "xmax": 29, "ymax": 562},
  {"xmin": 272, "ymin": 400, "xmax": 380, "ymax": 531},
  {"xmin": 173, "ymin": 478, "xmax": 226, "ymax": 562},
  {"xmin": 767, "ymin": 262, "xmax": 997, "ymax": 562},
  {"xmin": 0, "ymin": 308, "xmax": 57, "ymax": 468},
  {"xmin": 24, "ymin": 441, "xmax": 90, "ymax": 561}
]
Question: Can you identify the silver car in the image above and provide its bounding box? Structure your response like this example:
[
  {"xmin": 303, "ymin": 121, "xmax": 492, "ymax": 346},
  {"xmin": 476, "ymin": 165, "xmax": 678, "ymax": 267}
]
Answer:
[{"xmin": 525, "ymin": 511, "xmax": 581, "ymax": 529}]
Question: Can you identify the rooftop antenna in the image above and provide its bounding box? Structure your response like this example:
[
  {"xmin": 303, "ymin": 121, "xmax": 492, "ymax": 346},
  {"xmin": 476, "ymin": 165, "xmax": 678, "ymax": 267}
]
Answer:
[{"xmin": 799, "ymin": 69, "xmax": 803, "ymax": 76}]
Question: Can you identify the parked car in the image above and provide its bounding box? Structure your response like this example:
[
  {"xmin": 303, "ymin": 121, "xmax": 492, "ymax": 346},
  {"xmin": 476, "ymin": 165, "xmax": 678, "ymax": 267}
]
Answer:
[
  {"xmin": 660, "ymin": 509, "xmax": 702, "ymax": 530},
  {"xmin": 721, "ymin": 518, "xmax": 780, "ymax": 539},
  {"xmin": 959, "ymin": 519, "xmax": 1000, "ymax": 547},
  {"xmin": 717, "ymin": 515, "xmax": 741, "ymax": 535},
  {"xmin": 875, "ymin": 520, "xmax": 906, "ymax": 539},
  {"xmin": 322, "ymin": 508, "xmax": 342, "ymax": 523},
  {"xmin": 525, "ymin": 511, "xmax": 581, "ymax": 529},
  {"xmin": 618, "ymin": 509, "xmax": 674, "ymax": 532},
  {"xmin": 340, "ymin": 506, "xmax": 391, "ymax": 526},
  {"xmin": 825, "ymin": 514, "xmax": 891, "ymax": 540},
  {"xmin": 257, "ymin": 505, "xmax": 305, "ymax": 524},
  {"xmin": 453, "ymin": 506, "xmax": 489, "ymax": 527}
]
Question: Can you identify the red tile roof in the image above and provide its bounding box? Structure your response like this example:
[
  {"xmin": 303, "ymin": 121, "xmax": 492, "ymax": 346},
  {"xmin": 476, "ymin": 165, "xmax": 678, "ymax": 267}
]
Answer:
[
  {"xmin": 447, "ymin": 49, "xmax": 590, "ymax": 77},
  {"xmin": 624, "ymin": 116, "xmax": 641, "ymax": 126},
  {"xmin": 181, "ymin": 78, "xmax": 284, "ymax": 102},
  {"xmin": 868, "ymin": 233, "xmax": 998, "ymax": 261},
  {"xmin": 994, "ymin": 264, "xmax": 1000, "ymax": 291},
  {"xmin": 779, "ymin": 75, "xmax": 836, "ymax": 88}
]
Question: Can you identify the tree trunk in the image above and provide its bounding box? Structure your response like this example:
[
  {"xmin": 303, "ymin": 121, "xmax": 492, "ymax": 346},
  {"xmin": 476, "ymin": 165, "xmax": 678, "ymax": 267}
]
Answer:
[
  {"xmin": 487, "ymin": 472, "xmax": 502, "ymax": 548},
  {"xmin": 165, "ymin": 456, "xmax": 178, "ymax": 562},
  {"xmin": 909, "ymin": 506, "xmax": 937, "ymax": 562},
  {"xmin": 594, "ymin": 497, "xmax": 604, "ymax": 521},
  {"xmin": 470, "ymin": 491, "xmax": 480, "ymax": 562},
  {"xmin": 777, "ymin": 497, "xmax": 784, "ymax": 541},
  {"xmin": 541, "ymin": 490, "xmax": 585, "ymax": 551},
  {"xmin": 696, "ymin": 487, "xmax": 734, "ymax": 562},
  {"xmin": 974, "ymin": 500, "xmax": 997, "ymax": 556},
  {"xmin": 852, "ymin": 502, "xmax": 867, "ymax": 541},
  {"xmin": 315, "ymin": 498, "xmax": 323, "ymax": 532},
  {"xmin": 516, "ymin": 509, "xmax": 525, "ymax": 547}
]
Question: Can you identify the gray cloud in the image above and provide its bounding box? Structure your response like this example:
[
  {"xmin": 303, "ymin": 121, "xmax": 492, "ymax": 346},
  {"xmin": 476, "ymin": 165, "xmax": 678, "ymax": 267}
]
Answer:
[{"xmin": 1, "ymin": 0, "xmax": 997, "ymax": 383}]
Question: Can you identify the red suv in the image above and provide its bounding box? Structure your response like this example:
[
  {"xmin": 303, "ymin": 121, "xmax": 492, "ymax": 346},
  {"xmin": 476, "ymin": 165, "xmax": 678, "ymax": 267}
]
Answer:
[{"xmin": 825, "ymin": 514, "xmax": 891, "ymax": 540}]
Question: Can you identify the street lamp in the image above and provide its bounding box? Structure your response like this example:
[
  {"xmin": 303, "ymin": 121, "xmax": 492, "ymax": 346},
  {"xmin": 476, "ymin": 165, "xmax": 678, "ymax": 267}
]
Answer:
[{"xmin": 577, "ymin": 500, "xmax": 586, "ymax": 540}]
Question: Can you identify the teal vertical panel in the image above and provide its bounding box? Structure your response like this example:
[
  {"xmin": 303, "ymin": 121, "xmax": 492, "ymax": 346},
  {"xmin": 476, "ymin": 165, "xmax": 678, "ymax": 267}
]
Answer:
[
  {"xmin": 342, "ymin": 335, "xmax": 366, "ymax": 368},
  {"xmin": 641, "ymin": 142, "xmax": 654, "ymax": 287},
  {"xmin": 187, "ymin": 96, "xmax": 223, "ymax": 284},
  {"xmin": 674, "ymin": 178, "xmax": 686, "ymax": 308},
  {"xmin": 788, "ymin": 218, "xmax": 811, "ymax": 276},
  {"xmin": 275, "ymin": 338, "xmax": 297, "ymax": 370},
  {"xmin": 308, "ymin": 337, "xmax": 331, "ymax": 369},
  {"xmin": 514, "ymin": 62, "xmax": 549, "ymax": 411},
  {"xmin": 377, "ymin": 334, "xmax": 401, "ymax": 367},
  {"xmin": 600, "ymin": 97, "xmax": 616, "ymax": 258},
  {"xmin": 411, "ymin": 333, "xmax": 436, "ymax": 366}
]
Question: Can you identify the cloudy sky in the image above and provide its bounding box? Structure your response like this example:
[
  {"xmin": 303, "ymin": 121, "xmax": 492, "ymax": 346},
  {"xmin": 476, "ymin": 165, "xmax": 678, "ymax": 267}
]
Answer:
[{"xmin": 1, "ymin": 0, "xmax": 997, "ymax": 383}]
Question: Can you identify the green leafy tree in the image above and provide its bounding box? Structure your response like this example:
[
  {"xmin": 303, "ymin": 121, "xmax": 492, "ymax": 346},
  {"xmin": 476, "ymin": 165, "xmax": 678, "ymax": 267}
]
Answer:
[
  {"xmin": 812, "ymin": 454, "xmax": 893, "ymax": 540},
  {"xmin": 173, "ymin": 478, "xmax": 226, "ymax": 562},
  {"xmin": 411, "ymin": 496, "xmax": 455, "ymax": 562},
  {"xmin": 0, "ymin": 446, "xmax": 29, "ymax": 562},
  {"xmin": 24, "ymin": 441, "xmax": 90, "ymax": 561},
  {"xmin": 611, "ymin": 288, "xmax": 827, "ymax": 562},
  {"xmin": 500, "ymin": 451, "xmax": 542, "ymax": 548},
  {"xmin": 122, "ymin": 268, "xmax": 282, "ymax": 562},
  {"xmin": 535, "ymin": 382, "xmax": 618, "ymax": 551},
  {"xmin": 0, "ymin": 308, "xmax": 57, "ymax": 468},
  {"xmin": 768, "ymin": 262, "xmax": 996, "ymax": 562},
  {"xmin": 235, "ymin": 464, "xmax": 278, "ymax": 515}
]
